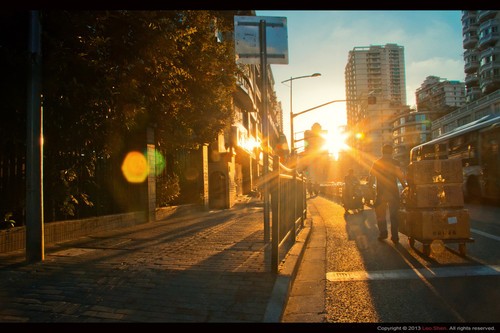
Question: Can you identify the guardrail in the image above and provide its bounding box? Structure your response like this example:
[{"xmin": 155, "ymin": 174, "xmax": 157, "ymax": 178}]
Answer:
[{"xmin": 270, "ymin": 155, "xmax": 307, "ymax": 274}]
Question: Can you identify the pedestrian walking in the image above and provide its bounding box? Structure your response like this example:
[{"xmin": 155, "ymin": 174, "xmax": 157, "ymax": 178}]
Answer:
[{"xmin": 369, "ymin": 144, "xmax": 407, "ymax": 243}]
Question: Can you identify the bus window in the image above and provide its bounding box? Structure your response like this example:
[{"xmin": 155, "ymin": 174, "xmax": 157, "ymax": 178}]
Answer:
[
  {"xmin": 421, "ymin": 143, "xmax": 448, "ymax": 160},
  {"xmin": 435, "ymin": 143, "xmax": 448, "ymax": 159},
  {"xmin": 410, "ymin": 146, "xmax": 421, "ymax": 162},
  {"xmin": 480, "ymin": 127, "xmax": 500, "ymax": 199}
]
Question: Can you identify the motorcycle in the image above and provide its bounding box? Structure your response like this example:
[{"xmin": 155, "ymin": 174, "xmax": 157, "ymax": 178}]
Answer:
[{"xmin": 343, "ymin": 180, "xmax": 364, "ymax": 214}]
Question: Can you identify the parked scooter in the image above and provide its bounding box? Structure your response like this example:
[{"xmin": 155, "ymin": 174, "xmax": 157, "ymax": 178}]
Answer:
[
  {"xmin": 343, "ymin": 179, "xmax": 364, "ymax": 214},
  {"xmin": 360, "ymin": 177, "xmax": 376, "ymax": 207}
]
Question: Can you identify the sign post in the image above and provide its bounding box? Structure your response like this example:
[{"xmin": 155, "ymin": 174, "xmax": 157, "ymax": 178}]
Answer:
[{"xmin": 234, "ymin": 16, "xmax": 288, "ymax": 243}]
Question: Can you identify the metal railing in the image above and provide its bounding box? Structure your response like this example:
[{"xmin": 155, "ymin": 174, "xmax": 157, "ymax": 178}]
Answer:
[{"xmin": 270, "ymin": 155, "xmax": 307, "ymax": 274}]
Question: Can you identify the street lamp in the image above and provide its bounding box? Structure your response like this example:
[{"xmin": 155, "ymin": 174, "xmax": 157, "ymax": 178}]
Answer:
[{"xmin": 281, "ymin": 73, "xmax": 321, "ymax": 155}]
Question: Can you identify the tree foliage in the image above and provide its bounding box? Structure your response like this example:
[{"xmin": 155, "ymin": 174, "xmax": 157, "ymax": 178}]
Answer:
[
  {"xmin": 0, "ymin": 12, "xmax": 30, "ymax": 222},
  {"xmin": 38, "ymin": 10, "xmax": 239, "ymax": 218},
  {"xmin": 42, "ymin": 10, "xmax": 238, "ymax": 148}
]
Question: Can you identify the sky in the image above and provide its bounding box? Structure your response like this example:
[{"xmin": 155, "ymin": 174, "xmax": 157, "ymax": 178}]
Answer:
[{"xmin": 254, "ymin": 10, "xmax": 465, "ymax": 152}]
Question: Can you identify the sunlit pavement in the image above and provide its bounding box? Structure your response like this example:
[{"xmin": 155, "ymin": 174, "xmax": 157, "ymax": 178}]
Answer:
[{"xmin": 288, "ymin": 195, "xmax": 500, "ymax": 324}]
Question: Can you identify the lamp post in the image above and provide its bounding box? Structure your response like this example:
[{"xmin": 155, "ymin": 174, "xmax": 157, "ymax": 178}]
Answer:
[{"xmin": 281, "ymin": 73, "xmax": 321, "ymax": 155}]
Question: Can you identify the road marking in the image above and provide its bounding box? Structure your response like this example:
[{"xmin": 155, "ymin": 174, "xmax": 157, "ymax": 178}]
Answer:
[
  {"xmin": 326, "ymin": 265, "xmax": 500, "ymax": 282},
  {"xmin": 471, "ymin": 228, "xmax": 500, "ymax": 242}
]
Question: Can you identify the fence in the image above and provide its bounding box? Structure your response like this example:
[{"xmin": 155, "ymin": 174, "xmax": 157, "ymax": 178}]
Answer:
[{"xmin": 270, "ymin": 155, "xmax": 307, "ymax": 274}]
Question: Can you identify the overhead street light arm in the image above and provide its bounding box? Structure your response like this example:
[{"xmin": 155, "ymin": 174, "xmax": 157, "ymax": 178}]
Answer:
[
  {"xmin": 281, "ymin": 72, "xmax": 321, "ymax": 84},
  {"xmin": 292, "ymin": 96, "xmax": 377, "ymax": 119},
  {"xmin": 292, "ymin": 99, "xmax": 346, "ymax": 119}
]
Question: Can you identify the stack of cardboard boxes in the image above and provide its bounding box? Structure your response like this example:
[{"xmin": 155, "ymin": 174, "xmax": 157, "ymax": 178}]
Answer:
[{"xmin": 399, "ymin": 157, "xmax": 471, "ymax": 253}]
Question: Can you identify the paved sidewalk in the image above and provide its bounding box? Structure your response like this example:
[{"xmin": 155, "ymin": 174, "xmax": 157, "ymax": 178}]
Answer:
[
  {"xmin": 281, "ymin": 196, "xmax": 327, "ymax": 322},
  {"xmin": 0, "ymin": 197, "xmax": 312, "ymax": 323}
]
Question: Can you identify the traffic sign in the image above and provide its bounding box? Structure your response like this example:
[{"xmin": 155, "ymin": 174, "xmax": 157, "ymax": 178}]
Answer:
[{"xmin": 234, "ymin": 16, "xmax": 288, "ymax": 65}]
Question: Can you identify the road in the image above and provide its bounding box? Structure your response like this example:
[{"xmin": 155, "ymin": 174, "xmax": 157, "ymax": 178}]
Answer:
[{"xmin": 309, "ymin": 195, "xmax": 500, "ymax": 323}]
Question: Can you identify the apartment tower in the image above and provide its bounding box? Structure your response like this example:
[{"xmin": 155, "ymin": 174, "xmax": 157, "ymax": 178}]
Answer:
[
  {"xmin": 344, "ymin": 43, "xmax": 407, "ymax": 173},
  {"xmin": 431, "ymin": 10, "xmax": 500, "ymax": 138},
  {"xmin": 462, "ymin": 10, "xmax": 500, "ymax": 102},
  {"xmin": 415, "ymin": 75, "xmax": 466, "ymax": 116}
]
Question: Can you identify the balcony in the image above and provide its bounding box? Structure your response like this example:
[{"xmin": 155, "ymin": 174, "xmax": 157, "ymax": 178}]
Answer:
[
  {"xmin": 478, "ymin": 33, "xmax": 499, "ymax": 50},
  {"xmin": 465, "ymin": 73, "xmax": 479, "ymax": 87},
  {"xmin": 482, "ymin": 45, "xmax": 500, "ymax": 55},
  {"xmin": 466, "ymin": 87, "xmax": 482, "ymax": 103},
  {"xmin": 480, "ymin": 74, "xmax": 500, "ymax": 95},
  {"xmin": 478, "ymin": 19, "xmax": 500, "ymax": 50},
  {"xmin": 479, "ymin": 61, "xmax": 500, "ymax": 77},
  {"xmin": 463, "ymin": 34, "xmax": 478, "ymax": 49},
  {"xmin": 479, "ymin": 47, "xmax": 500, "ymax": 73},
  {"xmin": 464, "ymin": 49, "xmax": 480, "ymax": 73},
  {"xmin": 462, "ymin": 10, "xmax": 477, "ymax": 23},
  {"xmin": 464, "ymin": 60, "xmax": 479, "ymax": 74},
  {"xmin": 462, "ymin": 22, "xmax": 477, "ymax": 36},
  {"xmin": 478, "ymin": 10, "xmax": 497, "ymax": 24}
]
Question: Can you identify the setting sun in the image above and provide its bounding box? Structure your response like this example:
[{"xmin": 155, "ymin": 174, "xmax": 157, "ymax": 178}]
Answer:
[{"xmin": 322, "ymin": 128, "xmax": 349, "ymax": 160}]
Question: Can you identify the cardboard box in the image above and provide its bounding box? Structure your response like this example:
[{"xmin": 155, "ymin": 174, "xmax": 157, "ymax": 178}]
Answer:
[
  {"xmin": 407, "ymin": 159, "xmax": 463, "ymax": 185},
  {"xmin": 406, "ymin": 183, "xmax": 464, "ymax": 209},
  {"xmin": 398, "ymin": 208, "xmax": 471, "ymax": 240}
]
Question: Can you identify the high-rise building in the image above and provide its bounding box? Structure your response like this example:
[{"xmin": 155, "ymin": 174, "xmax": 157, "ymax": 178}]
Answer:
[
  {"xmin": 345, "ymin": 43, "xmax": 406, "ymax": 122},
  {"xmin": 462, "ymin": 10, "xmax": 500, "ymax": 102},
  {"xmin": 431, "ymin": 10, "xmax": 500, "ymax": 138},
  {"xmin": 344, "ymin": 43, "xmax": 407, "ymax": 174},
  {"xmin": 416, "ymin": 75, "xmax": 466, "ymax": 117}
]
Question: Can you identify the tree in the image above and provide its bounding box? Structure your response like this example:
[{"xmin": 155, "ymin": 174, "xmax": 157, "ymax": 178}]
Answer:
[
  {"xmin": 0, "ymin": 12, "xmax": 30, "ymax": 224},
  {"xmin": 38, "ymin": 10, "xmax": 239, "ymax": 219}
]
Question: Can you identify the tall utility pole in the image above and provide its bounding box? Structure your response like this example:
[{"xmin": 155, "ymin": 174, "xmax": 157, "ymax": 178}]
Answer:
[{"xmin": 26, "ymin": 10, "xmax": 44, "ymax": 262}]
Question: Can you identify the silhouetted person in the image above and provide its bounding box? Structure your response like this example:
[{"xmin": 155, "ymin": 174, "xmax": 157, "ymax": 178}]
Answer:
[{"xmin": 369, "ymin": 144, "xmax": 407, "ymax": 243}]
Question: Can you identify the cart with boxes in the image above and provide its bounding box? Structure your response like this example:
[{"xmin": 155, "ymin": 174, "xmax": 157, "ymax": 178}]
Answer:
[{"xmin": 399, "ymin": 153, "xmax": 474, "ymax": 256}]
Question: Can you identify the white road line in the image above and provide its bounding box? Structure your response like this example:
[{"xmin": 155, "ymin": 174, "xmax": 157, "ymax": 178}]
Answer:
[
  {"xmin": 326, "ymin": 265, "xmax": 500, "ymax": 282},
  {"xmin": 471, "ymin": 228, "xmax": 500, "ymax": 241}
]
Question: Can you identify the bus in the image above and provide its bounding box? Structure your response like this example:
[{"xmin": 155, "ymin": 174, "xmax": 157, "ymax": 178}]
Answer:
[{"xmin": 409, "ymin": 114, "xmax": 500, "ymax": 203}]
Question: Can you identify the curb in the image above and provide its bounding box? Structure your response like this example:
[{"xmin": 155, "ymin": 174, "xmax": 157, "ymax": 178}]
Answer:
[{"xmin": 263, "ymin": 217, "xmax": 313, "ymax": 322}]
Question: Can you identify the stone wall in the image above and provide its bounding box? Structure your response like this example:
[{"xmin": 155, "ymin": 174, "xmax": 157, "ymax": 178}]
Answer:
[{"xmin": 0, "ymin": 211, "xmax": 146, "ymax": 254}]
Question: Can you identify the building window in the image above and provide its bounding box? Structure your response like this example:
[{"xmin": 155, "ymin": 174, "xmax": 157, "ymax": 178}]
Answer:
[{"xmin": 415, "ymin": 114, "xmax": 426, "ymax": 122}]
